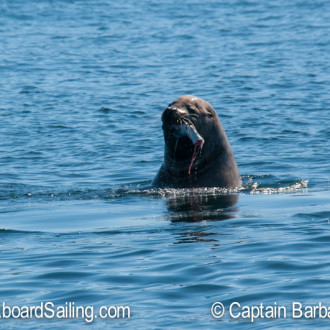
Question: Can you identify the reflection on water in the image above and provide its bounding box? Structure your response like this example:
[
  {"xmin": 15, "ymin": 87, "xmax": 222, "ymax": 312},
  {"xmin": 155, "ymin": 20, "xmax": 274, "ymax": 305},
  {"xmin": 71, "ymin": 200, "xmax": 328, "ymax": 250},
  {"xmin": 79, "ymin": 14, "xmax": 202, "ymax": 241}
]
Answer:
[
  {"xmin": 164, "ymin": 192, "xmax": 239, "ymax": 243},
  {"xmin": 165, "ymin": 193, "xmax": 238, "ymax": 222},
  {"xmin": 174, "ymin": 230, "xmax": 219, "ymax": 244}
]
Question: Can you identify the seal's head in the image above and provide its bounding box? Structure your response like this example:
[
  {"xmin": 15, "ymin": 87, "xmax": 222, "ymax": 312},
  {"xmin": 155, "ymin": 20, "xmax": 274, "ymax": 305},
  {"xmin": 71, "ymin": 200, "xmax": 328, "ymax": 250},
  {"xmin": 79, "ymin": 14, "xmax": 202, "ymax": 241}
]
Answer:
[{"xmin": 153, "ymin": 95, "xmax": 241, "ymax": 188}]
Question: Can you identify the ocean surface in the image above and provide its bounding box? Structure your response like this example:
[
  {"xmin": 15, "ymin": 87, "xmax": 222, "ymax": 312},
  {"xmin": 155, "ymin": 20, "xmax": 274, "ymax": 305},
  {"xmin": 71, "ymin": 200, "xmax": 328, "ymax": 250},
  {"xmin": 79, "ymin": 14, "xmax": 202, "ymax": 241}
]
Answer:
[{"xmin": 1, "ymin": 0, "xmax": 330, "ymax": 328}]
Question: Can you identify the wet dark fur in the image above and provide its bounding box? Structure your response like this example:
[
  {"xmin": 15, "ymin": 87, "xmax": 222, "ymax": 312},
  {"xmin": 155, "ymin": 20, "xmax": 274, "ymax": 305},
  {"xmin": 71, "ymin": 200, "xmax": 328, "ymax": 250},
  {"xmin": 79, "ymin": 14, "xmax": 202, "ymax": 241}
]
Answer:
[{"xmin": 152, "ymin": 95, "xmax": 241, "ymax": 188}]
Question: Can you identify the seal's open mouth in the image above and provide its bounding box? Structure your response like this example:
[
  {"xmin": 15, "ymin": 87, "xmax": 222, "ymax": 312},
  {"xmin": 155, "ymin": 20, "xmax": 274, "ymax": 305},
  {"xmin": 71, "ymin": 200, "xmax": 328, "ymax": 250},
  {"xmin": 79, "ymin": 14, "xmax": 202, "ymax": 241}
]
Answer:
[
  {"xmin": 165, "ymin": 120, "xmax": 204, "ymax": 175},
  {"xmin": 171, "ymin": 122, "xmax": 204, "ymax": 174}
]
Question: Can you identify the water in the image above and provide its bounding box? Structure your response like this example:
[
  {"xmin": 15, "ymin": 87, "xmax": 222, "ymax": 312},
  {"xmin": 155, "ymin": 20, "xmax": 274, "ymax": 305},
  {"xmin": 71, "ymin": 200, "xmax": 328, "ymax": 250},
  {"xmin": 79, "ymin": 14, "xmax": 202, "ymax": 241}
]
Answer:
[{"xmin": 1, "ymin": 0, "xmax": 330, "ymax": 328}]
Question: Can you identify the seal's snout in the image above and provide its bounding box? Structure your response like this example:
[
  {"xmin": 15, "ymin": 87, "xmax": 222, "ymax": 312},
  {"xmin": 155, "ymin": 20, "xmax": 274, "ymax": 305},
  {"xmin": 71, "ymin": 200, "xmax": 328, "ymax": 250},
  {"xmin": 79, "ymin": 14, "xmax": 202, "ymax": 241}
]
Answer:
[{"xmin": 162, "ymin": 106, "xmax": 183, "ymax": 127}]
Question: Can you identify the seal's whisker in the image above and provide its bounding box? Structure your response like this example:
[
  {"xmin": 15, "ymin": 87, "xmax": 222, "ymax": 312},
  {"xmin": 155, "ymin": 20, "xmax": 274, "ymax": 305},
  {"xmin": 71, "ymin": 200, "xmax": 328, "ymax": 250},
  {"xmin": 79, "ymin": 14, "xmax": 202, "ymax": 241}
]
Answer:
[
  {"xmin": 181, "ymin": 114, "xmax": 199, "ymax": 119},
  {"xmin": 182, "ymin": 117, "xmax": 194, "ymax": 127}
]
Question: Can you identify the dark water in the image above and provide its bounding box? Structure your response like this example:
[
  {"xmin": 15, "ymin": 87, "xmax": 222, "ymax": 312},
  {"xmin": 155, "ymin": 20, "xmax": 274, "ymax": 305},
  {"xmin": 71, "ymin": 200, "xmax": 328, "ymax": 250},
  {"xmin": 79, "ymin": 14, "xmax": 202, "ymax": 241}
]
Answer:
[{"xmin": 1, "ymin": 0, "xmax": 330, "ymax": 328}]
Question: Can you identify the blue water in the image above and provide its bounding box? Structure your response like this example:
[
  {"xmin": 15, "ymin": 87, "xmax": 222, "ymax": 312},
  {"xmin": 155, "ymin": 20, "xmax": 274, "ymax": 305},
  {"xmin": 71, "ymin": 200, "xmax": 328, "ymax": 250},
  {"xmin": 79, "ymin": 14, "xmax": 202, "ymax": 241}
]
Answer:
[{"xmin": 1, "ymin": 0, "xmax": 330, "ymax": 328}]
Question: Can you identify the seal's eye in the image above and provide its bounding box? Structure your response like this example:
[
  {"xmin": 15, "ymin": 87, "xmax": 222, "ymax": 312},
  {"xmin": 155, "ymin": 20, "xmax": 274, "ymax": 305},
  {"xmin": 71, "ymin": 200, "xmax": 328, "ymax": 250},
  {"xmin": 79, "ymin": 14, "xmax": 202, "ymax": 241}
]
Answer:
[{"xmin": 186, "ymin": 105, "xmax": 197, "ymax": 114}]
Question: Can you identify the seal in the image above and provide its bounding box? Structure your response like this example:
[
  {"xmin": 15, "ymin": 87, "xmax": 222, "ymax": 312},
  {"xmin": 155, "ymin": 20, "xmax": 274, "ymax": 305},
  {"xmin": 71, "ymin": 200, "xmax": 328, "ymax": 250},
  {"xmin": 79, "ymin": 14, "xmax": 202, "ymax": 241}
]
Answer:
[{"xmin": 152, "ymin": 95, "xmax": 241, "ymax": 188}]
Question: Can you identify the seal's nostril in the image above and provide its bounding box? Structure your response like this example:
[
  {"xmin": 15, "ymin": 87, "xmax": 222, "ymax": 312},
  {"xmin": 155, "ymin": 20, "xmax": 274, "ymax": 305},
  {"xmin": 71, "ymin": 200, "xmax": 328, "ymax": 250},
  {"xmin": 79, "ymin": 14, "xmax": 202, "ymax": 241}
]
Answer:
[{"xmin": 163, "ymin": 108, "xmax": 182, "ymax": 125}]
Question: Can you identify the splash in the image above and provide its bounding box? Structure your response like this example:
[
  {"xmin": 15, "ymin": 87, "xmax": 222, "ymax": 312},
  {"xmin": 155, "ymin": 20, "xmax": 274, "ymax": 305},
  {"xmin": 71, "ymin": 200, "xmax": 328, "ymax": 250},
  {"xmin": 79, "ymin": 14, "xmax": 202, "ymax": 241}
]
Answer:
[
  {"xmin": 249, "ymin": 180, "xmax": 309, "ymax": 194},
  {"xmin": 0, "ymin": 180, "xmax": 309, "ymax": 208}
]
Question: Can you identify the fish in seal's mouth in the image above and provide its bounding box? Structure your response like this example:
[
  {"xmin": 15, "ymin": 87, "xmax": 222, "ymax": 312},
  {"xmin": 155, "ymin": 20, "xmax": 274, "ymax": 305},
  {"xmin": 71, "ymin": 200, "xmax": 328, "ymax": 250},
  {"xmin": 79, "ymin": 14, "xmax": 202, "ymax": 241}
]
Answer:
[{"xmin": 162, "ymin": 108, "xmax": 204, "ymax": 175}]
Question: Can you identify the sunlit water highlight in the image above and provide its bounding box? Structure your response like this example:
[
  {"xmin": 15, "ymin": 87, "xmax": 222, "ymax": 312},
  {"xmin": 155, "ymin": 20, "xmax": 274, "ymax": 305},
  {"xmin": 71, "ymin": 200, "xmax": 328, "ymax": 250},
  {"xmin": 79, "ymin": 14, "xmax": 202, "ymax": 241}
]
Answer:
[{"xmin": 1, "ymin": 0, "xmax": 330, "ymax": 328}]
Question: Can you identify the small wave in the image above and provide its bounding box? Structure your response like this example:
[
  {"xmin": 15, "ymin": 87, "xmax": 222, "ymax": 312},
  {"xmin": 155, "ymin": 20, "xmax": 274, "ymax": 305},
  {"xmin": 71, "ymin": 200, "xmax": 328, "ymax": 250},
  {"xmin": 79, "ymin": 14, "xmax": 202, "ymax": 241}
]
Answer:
[
  {"xmin": 247, "ymin": 180, "xmax": 309, "ymax": 194},
  {"xmin": 0, "ymin": 228, "xmax": 42, "ymax": 234},
  {"xmin": 118, "ymin": 179, "xmax": 309, "ymax": 198},
  {"xmin": 0, "ymin": 178, "xmax": 309, "ymax": 207}
]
